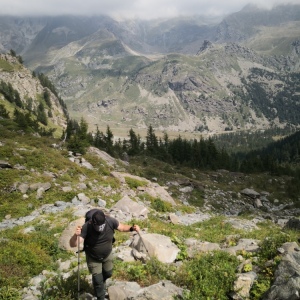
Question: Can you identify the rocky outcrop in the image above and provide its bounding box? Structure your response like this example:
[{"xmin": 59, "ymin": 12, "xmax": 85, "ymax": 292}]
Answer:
[
  {"xmin": 0, "ymin": 53, "xmax": 67, "ymax": 128},
  {"xmin": 263, "ymin": 242, "xmax": 300, "ymax": 300}
]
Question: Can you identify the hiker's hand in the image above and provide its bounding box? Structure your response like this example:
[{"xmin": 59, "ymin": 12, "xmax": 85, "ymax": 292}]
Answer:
[
  {"xmin": 75, "ymin": 226, "xmax": 82, "ymax": 236},
  {"xmin": 132, "ymin": 225, "xmax": 140, "ymax": 232}
]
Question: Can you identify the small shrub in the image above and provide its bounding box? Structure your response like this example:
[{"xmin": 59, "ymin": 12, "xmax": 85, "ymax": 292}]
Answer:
[
  {"xmin": 175, "ymin": 251, "xmax": 239, "ymax": 300},
  {"xmin": 151, "ymin": 198, "xmax": 173, "ymax": 212},
  {"xmin": 113, "ymin": 259, "xmax": 171, "ymax": 287},
  {"xmin": 126, "ymin": 263, "xmax": 147, "ymax": 282},
  {"xmin": 187, "ymin": 188, "xmax": 204, "ymax": 207},
  {"xmin": 251, "ymin": 277, "xmax": 272, "ymax": 300},
  {"xmin": 259, "ymin": 233, "xmax": 291, "ymax": 261},
  {"xmin": 0, "ymin": 286, "xmax": 21, "ymax": 300},
  {"xmin": 171, "ymin": 235, "xmax": 188, "ymax": 261},
  {"xmin": 125, "ymin": 176, "xmax": 147, "ymax": 189},
  {"xmin": 0, "ymin": 239, "xmax": 52, "ymax": 289},
  {"xmin": 40, "ymin": 272, "xmax": 93, "ymax": 300},
  {"xmin": 243, "ymin": 263, "xmax": 253, "ymax": 272}
]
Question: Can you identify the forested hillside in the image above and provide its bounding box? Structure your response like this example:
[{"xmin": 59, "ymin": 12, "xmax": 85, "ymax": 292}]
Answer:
[{"xmin": 0, "ymin": 52, "xmax": 68, "ymax": 137}]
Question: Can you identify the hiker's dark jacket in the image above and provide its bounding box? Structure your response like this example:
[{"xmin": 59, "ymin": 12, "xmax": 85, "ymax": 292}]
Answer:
[{"xmin": 80, "ymin": 216, "xmax": 119, "ymax": 260}]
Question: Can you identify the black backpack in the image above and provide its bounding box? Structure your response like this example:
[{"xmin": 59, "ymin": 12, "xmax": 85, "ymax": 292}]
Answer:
[{"xmin": 85, "ymin": 209, "xmax": 115, "ymax": 244}]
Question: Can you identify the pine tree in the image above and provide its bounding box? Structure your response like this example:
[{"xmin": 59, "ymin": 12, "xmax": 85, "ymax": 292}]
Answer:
[
  {"xmin": 128, "ymin": 128, "xmax": 141, "ymax": 155},
  {"xmin": 146, "ymin": 125, "xmax": 158, "ymax": 153},
  {"xmin": 105, "ymin": 125, "xmax": 114, "ymax": 154},
  {"xmin": 37, "ymin": 102, "xmax": 48, "ymax": 125}
]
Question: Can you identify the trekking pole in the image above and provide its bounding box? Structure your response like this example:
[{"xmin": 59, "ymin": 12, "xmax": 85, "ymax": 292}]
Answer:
[{"xmin": 77, "ymin": 235, "xmax": 80, "ymax": 300}]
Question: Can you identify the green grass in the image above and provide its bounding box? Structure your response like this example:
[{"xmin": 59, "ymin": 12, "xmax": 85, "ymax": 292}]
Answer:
[
  {"xmin": 125, "ymin": 176, "xmax": 148, "ymax": 189},
  {"xmin": 0, "ymin": 58, "xmax": 14, "ymax": 72}
]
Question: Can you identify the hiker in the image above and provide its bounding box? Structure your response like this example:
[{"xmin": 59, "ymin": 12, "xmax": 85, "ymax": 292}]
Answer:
[{"xmin": 69, "ymin": 209, "xmax": 140, "ymax": 300}]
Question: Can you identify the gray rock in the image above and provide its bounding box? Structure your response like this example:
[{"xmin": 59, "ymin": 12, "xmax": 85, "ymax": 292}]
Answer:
[
  {"xmin": 232, "ymin": 271, "xmax": 257, "ymax": 299},
  {"xmin": 58, "ymin": 217, "xmax": 85, "ymax": 251},
  {"xmin": 108, "ymin": 281, "xmax": 141, "ymax": 300},
  {"xmin": 77, "ymin": 193, "xmax": 90, "ymax": 205},
  {"xmin": 18, "ymin": 183, "xmax": 29, "ymax": 194},
  {"xmin": 241, "ymin": 188, "xmax": 260, "ymax": 199},
  {"xmin": 110, "ymin": 195, "xmax": 149, "ymax": 219},
  {"xmin": 97, "ymin": 198, "xmax": 107, "ymax": 207},
  {"xmin": 263, "ymin": 244, "xmax": 300, "ymax": 300},
  {"xmin": 131, "ymin": 233, "xmax": 180, "ymax": 263},
  {"xmin": 135, "ymin": 280, "xmax": 184, "ymax": 300},
  {"xmin": 36, "ymin": 187, "xmax": 45, "ymax": 199}
]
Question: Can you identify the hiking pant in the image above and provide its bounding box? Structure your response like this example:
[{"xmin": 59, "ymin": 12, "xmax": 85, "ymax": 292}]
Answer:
[{"xmin": 86, "ymin": 252, "xmax": 113, "ymax": 300}]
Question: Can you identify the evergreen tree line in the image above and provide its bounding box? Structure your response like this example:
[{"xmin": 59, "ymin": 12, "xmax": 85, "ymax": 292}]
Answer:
[
  {"xmin": 12, "ymin": 108, "xmax": 55, "ymax": 136},
  {"xmin": 237, "ymin": 130, "xmax": 300, "ymax": 174},
  {"xmin": 212, "ymin": 126, "xmax": 297, "ymax": 154},
  {"xmin": 0, "ymin": 80, "xmax": 23, "ymax": 108},
  {"xmin": 36, "ymin": 73, "xmax": 69, "ymax": 119},
  {"xmin": 0, "ymin": 80, "xmax": 50, "ymax": 126},
  {"xmin": 0, "ymin": 102, "xmax": 55, "ymax": 137},
  {"xmin": 65, "ymin": 119, "xmax": 300, "ymax": 179}
]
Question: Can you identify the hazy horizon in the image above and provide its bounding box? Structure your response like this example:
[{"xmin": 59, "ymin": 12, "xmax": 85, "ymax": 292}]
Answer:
[{"xmin": 0, "ymin": 0, "xmax": 300, "ymax": 20}]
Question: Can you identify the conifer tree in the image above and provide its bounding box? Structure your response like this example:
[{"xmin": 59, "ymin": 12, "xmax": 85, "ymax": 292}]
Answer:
[
  {"xmin": 37, "ymin": 102, "xmax": 48, "ymax": 125},
  {"xmin": 93, "ymin": 126, "xmax": 105, "ymax": 149},
  {"xmin": 128, "ymin": 128, "xmax": 141, "ymax": 155},
  {"xmin": 146, "ymin": 125, "xmax": 158, "ymax": 153},
  {"xmin": 105, "ymin": 125, "xmax": 114, "ymax": 154}
]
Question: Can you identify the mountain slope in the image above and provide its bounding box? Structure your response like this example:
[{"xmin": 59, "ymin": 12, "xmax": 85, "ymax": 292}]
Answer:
[
  {"xmin": 0, "ymin": 4, "xmax": 300, "ymax": 136},
  {"xmin": 0, "ymin": 53, "xmax": 67, "ymax": 136}
]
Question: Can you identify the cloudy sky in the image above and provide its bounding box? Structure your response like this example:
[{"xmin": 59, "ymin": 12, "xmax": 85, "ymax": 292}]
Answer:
[{"xmin": 1, "ymin": 0, "xmax": 300, "ymax": 19}]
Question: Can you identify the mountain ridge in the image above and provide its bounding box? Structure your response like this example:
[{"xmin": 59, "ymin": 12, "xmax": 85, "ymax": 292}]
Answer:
[{"xmin": 0, "ymin": 4, "xmax": 300, "ymax": 137}]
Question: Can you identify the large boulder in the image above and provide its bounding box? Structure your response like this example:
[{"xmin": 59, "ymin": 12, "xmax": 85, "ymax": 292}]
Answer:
[
  {"xmin": 110, "ymin": 195, "xmax": 149, "ymax": 221},
  {"xmin": 108, "ymin": 281, "xmax": 141, "ymax": 300},
  {"xmin": 143, "ymin": 184, "xmax": 176, "ymax": 206},
  {"xmin": 88, "ymin": 147, "xmax": 118, "ymax": 167},
  {"xmin": 107, "ymin": 280, "xmax": 184, "ymax": 300},
  {"xmin": 240, "ymin": 188, "xmax": 260, "ymax": 199},
  {"xmin": 134, "ymin": 280, "xmax": 184, "ymax": 300},
  {"xmin": 131, "ymin": 233, "xmax": 180, "ymax": 263},
  {"xmin": 58, "ymin": 217, "xmax": 85, "ymax": 252}
]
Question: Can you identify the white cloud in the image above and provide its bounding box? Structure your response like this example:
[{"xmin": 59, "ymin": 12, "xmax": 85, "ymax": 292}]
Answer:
[{"xmin": 0, "ymin": 0, "xmax": 300, "ymax": 19}]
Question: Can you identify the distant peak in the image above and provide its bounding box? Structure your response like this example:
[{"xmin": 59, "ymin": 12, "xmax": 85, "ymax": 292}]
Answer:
[{"xmin": 240, "ymin": 3, "xmax": 261, "ymax": 13}]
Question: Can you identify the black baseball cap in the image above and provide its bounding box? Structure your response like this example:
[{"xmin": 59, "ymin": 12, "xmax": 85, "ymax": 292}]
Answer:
[{"xmin": 92, "ymin": 210, "xmax": 106, "ymax": 232}]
